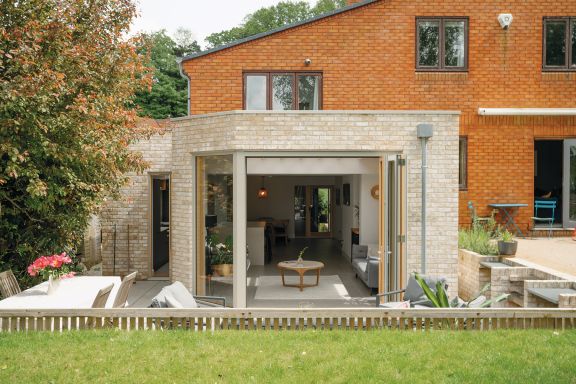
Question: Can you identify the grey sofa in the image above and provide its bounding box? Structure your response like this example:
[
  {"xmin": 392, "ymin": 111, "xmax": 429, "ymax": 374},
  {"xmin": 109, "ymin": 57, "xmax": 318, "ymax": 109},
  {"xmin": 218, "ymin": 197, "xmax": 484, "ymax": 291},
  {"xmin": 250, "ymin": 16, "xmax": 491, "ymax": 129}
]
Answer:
[{"xmin": 351, "ymin": 245, "xmax": 379, "ymax": 290}]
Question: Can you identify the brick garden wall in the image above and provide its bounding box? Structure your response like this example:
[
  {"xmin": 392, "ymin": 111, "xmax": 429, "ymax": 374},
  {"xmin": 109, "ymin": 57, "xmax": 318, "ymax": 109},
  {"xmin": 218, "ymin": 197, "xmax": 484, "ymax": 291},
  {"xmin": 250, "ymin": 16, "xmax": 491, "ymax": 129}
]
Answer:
[{"xmin": 181, "ymin": 0, "xmax": 576, "ymax": 230}]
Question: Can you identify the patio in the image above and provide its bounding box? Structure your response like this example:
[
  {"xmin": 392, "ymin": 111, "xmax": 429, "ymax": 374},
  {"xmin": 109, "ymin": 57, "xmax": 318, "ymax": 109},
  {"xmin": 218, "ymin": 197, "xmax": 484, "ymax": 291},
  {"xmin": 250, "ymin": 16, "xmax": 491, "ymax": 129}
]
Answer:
[{"xmin": 514, "ymin": 237, "xmax": 576, "ymax": 279}]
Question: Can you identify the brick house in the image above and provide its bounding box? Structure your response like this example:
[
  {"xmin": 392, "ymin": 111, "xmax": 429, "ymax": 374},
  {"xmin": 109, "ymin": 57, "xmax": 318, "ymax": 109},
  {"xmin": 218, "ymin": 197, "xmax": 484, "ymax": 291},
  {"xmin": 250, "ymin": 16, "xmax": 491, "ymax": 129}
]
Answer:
[{"xmin": 96, "ymin": 0, "xmax": 575, "ymax": 308}]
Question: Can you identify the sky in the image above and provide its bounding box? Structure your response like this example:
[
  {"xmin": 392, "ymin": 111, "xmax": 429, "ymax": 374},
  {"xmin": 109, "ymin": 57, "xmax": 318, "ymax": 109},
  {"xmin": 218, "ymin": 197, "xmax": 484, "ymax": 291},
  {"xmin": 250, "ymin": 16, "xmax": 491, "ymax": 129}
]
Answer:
[{"xmin": 131, "ymin": 0, "xmax": 317, "ymax": 47}]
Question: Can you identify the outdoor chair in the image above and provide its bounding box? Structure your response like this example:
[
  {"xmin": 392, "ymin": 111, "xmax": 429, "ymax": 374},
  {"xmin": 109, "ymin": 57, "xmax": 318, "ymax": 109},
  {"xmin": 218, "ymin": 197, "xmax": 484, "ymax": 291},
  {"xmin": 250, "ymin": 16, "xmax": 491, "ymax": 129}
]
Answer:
[
  {"xmin": 531, "ymin": 199, "xmax": 557, "ymax": 238},
  {"xmin": 150, "ymin": 281, "xmax": 226, "ymax": 308},
  {"xmin": 91, "ymin": 284, "xmax": 114, "ymax": 308},
  {"xmin": 0, "ymin": 269, "xmax": 21, "ymax": 299},
  {"xmin": 375, "ymin": 275, "xmax": 447, "ymax": 308},
  {"xmin": 112, "ymin": 271, "xmax": 137, "ymax": 308},
  {"xmin": 467, "ymin": 201, "xmax": 496, "ymax": 228}
]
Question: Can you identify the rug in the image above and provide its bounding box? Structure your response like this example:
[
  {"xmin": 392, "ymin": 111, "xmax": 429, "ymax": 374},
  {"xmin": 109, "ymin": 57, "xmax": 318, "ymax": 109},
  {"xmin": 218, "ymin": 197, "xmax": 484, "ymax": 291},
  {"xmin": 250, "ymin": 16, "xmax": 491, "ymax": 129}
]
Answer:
[{"xmin": 253, "ymin": 275, "xmax": 350, "ymax": 300}]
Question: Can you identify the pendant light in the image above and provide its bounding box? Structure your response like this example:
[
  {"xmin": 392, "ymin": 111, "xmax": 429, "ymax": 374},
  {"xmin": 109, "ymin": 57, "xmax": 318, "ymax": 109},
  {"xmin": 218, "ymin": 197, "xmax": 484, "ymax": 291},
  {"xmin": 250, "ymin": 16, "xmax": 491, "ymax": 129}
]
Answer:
[{"xmin": 257, "ymin": 176, "xmax": 268, "ymax": 199}]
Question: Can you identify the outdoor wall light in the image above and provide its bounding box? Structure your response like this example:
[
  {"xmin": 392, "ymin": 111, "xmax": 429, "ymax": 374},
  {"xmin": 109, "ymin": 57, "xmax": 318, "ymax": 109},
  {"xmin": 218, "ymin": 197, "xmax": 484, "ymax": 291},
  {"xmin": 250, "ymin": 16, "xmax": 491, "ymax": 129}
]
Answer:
[{"xmin": 304, "ymin": 58, "xmax": 312, "ymax": 66}]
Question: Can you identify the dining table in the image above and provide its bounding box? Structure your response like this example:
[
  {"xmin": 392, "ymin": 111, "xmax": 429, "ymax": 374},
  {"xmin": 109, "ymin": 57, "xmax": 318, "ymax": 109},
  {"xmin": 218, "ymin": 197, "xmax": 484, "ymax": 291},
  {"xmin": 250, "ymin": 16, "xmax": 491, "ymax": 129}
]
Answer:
[
  {"xmin": 0, "ymin": 276, "xmax": 121, "ymax": 309},
  {"xmin": 488, "ymin": 203, "xmax": 529, "ymax": 237}
]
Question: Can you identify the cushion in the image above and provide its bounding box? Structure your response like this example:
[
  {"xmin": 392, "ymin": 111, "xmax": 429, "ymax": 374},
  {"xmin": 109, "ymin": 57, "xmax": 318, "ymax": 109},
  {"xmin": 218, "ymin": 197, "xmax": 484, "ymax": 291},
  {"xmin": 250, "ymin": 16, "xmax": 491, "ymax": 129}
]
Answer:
[
  {"xmin": 163, "ymin": 281, "xmax": 198, "ymax": 308},
  {"xmin": 149, "ymin": 281, "xmax": 198, "ymax": 309},
  {"xmin": 367, "ymin": 244, "xmax": 379, "ymax": 258},
  {"xmin": 165, "ymin": 295, "xmax": 184, "ymax": 308},
  {"xmin": 404, "ymin": 275, "xmax": 447, "ymax": 302},
  {"xmin": 352, "ymin": 245, "xmax": 368, "ymax": 259}
]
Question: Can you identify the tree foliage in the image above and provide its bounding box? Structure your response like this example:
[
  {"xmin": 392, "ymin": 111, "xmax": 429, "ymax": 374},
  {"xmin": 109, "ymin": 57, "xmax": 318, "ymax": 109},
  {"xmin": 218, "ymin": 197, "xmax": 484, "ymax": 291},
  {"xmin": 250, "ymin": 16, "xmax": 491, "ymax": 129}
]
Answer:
[
  {"xmin": 206, "ymin": 0, "xmax": 348, "ymax": 48},
  {"xmin": 0, "ymin": 0, "xmax": 155, "ymax": 285},
  {"xmin": 134, "ymin": 29, "xmax": 201, "ymax": 119}
]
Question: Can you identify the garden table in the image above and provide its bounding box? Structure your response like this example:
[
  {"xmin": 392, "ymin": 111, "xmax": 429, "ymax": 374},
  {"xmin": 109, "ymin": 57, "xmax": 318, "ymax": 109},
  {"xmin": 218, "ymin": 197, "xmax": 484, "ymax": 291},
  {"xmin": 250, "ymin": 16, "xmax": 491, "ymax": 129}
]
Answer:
[
  {"xmin": 0, "ymin": 276, "xmax": 120, "ymax": 309},
  {"xmin": 488, "ymin": 203, "xmax": 528, "ymax": 237}
]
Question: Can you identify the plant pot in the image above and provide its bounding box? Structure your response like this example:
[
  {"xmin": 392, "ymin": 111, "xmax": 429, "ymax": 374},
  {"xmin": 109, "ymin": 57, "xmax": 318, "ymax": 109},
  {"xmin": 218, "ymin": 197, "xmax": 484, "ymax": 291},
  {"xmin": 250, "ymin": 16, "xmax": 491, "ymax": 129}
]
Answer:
[
  {"xmin": 498, "ymin": 240, "xmax": 517, "ymax": 257},
  {"xmin": 47, "ymin": 275, "xmax": 61, "ymax": 295},
  {"xmin": 212, "ymin": 264, "xmax": 233, "ymax": 277}
]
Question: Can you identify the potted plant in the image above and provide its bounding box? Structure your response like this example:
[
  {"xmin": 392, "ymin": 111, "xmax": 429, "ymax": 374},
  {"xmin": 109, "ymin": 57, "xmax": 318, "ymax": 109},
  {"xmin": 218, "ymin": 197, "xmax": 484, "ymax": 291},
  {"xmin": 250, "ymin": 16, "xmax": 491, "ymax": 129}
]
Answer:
[
  {"xmin": 210, "ymin": 235, "xmax": 234, "ymax": 276},
  {"xmin": 498, "ymin": 229, "xmax": 518, "ymax": 257},
  {"xmin": 297, "ymin": 246, "xmax": 308, "ymax": 265},
  {"xmin": 27, "ymin": 252, "xmax": 76, "ymax": 295}
]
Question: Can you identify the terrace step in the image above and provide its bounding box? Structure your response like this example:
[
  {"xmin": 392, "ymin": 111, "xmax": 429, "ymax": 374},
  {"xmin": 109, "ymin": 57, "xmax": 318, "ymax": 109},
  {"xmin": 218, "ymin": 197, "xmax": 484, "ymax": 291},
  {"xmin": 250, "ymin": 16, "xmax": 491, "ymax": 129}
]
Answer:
[{"xmin": 508, "ymin": 292, "xmax": 524, "ymax": 307}]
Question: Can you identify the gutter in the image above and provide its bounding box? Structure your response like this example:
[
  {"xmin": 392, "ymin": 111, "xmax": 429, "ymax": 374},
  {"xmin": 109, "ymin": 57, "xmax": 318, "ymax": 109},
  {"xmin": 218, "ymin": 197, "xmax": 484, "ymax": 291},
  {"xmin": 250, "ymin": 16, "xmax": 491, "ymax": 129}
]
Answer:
[{"xmin": 178, "ymin": 58, "xmax": 191, "ymax": 116}]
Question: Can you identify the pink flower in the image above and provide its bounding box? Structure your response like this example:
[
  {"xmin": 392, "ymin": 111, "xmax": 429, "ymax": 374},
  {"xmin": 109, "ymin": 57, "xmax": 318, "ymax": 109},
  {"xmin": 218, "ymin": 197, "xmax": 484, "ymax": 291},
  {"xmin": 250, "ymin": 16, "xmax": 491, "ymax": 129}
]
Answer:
[{"xmin": 60, "ymin": 272, "xmax": 76, "ymax": 279}]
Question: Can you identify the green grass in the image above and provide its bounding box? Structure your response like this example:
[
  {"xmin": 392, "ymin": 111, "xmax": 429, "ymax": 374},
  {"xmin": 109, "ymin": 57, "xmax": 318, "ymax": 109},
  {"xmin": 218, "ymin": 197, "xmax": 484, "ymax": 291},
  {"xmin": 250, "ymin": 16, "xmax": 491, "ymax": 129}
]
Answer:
[{"xmin": 1, "ymin": 330, "xmax": 575, "ymax": 383}]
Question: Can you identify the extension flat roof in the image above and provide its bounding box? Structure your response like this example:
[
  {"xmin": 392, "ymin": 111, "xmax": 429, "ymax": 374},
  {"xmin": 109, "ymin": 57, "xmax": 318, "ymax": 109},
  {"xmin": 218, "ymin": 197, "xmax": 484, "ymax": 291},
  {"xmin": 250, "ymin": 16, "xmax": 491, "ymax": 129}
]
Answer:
[{"xmin": 180, "ymin": 0, "xmax": 378, "ymax": 62}]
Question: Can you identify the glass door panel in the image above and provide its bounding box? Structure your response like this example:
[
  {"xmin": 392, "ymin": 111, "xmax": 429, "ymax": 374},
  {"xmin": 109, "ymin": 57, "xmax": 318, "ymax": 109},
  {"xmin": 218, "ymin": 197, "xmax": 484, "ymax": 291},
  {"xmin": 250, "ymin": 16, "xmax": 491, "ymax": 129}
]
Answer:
[
  {"xmin": 311, "ymin": 187, "xmax": 331, "ymax": 235},
  {"xmin": 564, "ymin": 140, "xmax": 576, "ymax": 228},
  {"xmin": 294, "ymin": 186, "xmax": 307, "ymax": 237},
  {"xmin": 196, "ymin": 155, "xmax": 233, "ymax": 305}
]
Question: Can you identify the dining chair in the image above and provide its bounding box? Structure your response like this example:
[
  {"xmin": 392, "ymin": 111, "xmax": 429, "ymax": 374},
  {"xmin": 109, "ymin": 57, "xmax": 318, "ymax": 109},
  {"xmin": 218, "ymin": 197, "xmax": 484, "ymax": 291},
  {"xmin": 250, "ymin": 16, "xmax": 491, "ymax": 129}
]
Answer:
[
  {"xmin": 112, "ymin": 271, "xmax": 137, "ymax": 308},
  {"xmin": 0, "ymin": 269, "xmax": 21, "ymax": 299},
  {"xmin": 91, "ymin": 283, "xmax": 114, "ymax": 308}
]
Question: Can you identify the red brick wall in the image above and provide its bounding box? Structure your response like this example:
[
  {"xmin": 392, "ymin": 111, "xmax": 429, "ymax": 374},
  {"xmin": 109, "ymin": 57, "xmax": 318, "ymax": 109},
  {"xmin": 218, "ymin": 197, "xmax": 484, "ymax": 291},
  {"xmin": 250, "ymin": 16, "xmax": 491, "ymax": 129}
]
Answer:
[{"xmin": 182, "ymin": 0, "xmax": 576, "ymax": 230}]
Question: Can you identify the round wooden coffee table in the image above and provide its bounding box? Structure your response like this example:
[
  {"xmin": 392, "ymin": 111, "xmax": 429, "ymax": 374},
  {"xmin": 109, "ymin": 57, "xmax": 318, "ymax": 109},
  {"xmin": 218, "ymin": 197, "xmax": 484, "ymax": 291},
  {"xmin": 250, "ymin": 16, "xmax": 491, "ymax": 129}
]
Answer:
[{"xmin": 277, "ymin": 260, "xmax": 325, "ymax": 291}]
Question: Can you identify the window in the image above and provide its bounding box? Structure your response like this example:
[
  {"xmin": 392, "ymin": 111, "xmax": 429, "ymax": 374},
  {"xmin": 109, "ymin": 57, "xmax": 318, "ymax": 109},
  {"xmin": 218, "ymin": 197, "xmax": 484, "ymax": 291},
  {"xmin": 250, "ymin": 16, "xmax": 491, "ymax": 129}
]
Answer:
[
  {"xmin": 543, "ymin": 17, "xmax": 576, "ymax": 70},
  {"xmin": 244, "ymin": 72, "xmax": 322, "ymax": 110},
  {"xmin": 459, "ymin": 137, "xmax": 468, "ymax": 190},
  {"xmin": 416, "ymin": 17, "xmax": 468, "ymax": 71}
]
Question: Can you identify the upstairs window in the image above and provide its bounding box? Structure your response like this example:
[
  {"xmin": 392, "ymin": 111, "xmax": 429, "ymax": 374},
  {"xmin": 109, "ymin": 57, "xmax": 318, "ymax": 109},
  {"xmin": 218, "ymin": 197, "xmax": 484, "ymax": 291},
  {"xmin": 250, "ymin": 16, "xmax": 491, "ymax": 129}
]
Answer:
[
  {"xmin": 543, "ymin": 17, "xmax": 576, "ymax": 71},
  {"xmin": 244, "ymin": 72, "xmax": 322, "ymax": 110},
  {"xmin": 416, "ymin": 17, "xmax": 468, "ymax": 71}
]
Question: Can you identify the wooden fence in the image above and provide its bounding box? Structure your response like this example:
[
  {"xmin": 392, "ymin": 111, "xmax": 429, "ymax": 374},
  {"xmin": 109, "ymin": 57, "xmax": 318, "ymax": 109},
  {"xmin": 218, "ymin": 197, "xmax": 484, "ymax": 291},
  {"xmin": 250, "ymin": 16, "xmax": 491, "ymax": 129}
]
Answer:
[{"xmin": 1, "ymin": 308, "xmax": 575, "ymax": 333}]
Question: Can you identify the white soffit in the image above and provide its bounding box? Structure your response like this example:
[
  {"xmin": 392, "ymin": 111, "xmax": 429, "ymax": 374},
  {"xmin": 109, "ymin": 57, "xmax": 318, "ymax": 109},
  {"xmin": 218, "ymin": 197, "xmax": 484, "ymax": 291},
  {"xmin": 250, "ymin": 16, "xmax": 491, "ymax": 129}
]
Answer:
[
  {"xmin": 478, "ymin": 108, "xmax": 576, "ymax": 116},
  {"xmin": 246, "ymin": 157, "xmax": 379, "ymax": 175}
]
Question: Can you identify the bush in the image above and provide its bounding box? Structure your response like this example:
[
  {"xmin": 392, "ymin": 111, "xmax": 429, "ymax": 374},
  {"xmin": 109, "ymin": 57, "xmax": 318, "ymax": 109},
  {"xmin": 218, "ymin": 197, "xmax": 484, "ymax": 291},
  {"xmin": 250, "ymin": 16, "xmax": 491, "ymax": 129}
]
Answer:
[{"xmin": 458, "ymin": 224, "xmax": 499, "ymax": 255}]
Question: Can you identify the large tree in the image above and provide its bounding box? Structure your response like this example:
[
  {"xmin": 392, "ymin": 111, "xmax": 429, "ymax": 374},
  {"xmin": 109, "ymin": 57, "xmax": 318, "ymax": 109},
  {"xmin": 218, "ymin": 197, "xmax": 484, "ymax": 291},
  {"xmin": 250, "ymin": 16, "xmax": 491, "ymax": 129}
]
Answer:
[
  {"xmin": 206, "ymin": 0, "xmax": 347, "ymax": 48},
  {"xmin": 0, "ymin": 0, "xmax": 154, "ymax": 285},
  {"xmin": 134, "ymin": 29, "xmax": 201, "ymax": 119}
]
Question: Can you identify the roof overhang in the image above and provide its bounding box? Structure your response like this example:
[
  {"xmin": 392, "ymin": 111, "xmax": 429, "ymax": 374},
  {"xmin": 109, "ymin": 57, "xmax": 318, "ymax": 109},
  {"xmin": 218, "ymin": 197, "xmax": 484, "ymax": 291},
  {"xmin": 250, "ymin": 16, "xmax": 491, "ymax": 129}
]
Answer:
[{"xmin": 478, "ymin": 108, "xmax": 576, "ymax": 116}]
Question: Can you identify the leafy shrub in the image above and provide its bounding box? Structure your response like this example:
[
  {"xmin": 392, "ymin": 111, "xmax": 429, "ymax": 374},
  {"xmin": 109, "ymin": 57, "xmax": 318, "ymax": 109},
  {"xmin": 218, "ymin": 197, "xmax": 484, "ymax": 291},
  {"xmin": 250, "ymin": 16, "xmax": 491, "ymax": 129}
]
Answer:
[{"xmin": 458, "ymin": 223, "xmax": 498, "ymax": 255}]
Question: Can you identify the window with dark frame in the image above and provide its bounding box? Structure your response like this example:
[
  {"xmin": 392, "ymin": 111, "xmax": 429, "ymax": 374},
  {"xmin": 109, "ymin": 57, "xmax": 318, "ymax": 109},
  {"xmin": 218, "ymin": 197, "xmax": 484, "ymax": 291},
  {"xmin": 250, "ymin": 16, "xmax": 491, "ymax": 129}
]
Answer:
[
  {"xmin": 543, "ymin": 17, "xmax": 576, "ymax": 71},
  {"xmin": 459, "ymin": 137, "xmax": 468, "ymax": 190},
  {"xmin": 416, "ymin": 17, "xmax": 468, "ymax": 71},
  {"xmin": 244, "ymin": 72, "xmax": 322, "ymax": 110}
]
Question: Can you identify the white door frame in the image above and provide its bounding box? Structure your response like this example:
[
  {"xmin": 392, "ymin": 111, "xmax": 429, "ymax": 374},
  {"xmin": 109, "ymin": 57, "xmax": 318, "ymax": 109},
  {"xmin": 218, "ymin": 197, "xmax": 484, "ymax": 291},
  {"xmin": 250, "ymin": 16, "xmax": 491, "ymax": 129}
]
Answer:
[{"xmin": 563, "ymin": 139, "xmax": 576, "ymax": 228}]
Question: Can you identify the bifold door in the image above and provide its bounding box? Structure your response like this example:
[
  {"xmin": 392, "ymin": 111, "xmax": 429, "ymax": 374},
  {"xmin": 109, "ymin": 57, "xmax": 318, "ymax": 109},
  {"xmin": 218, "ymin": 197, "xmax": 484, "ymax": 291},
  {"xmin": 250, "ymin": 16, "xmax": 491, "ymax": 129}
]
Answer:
[{"xmin": 378, "ymin": 155, "xmax": 407, "ymax": 303}]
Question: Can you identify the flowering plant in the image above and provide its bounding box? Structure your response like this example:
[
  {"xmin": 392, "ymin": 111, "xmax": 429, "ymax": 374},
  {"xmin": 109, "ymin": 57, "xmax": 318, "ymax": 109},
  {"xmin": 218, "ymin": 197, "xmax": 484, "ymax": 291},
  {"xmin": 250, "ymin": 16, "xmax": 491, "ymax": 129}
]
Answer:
[{"xmin": 27, "ymin": 252, "xmax": 76, "ymax": 280}]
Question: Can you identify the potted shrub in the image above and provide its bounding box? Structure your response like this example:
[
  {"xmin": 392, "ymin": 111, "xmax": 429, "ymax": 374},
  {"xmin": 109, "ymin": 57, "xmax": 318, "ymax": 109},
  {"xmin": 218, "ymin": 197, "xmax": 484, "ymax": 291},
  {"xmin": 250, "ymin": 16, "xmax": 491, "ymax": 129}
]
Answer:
[
  {"xmin": 498, "ymin": 229, "xmax": 517, "ymax": 257},
  {"xmin": 210, "ymin": 235, "xmax": 233, "ymax": 276}
]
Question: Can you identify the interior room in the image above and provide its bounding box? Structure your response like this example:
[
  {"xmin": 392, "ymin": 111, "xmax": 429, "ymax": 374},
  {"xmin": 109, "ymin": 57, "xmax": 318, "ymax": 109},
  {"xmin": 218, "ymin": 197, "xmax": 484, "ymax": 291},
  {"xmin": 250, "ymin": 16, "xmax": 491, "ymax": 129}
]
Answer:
[
  {"xmin": 243, "ymin": 157, "xmax": 381, "ymax": 308},
  {"xmin": 534, "ymin": 140, "xmax": 563, "ymax": 226}
]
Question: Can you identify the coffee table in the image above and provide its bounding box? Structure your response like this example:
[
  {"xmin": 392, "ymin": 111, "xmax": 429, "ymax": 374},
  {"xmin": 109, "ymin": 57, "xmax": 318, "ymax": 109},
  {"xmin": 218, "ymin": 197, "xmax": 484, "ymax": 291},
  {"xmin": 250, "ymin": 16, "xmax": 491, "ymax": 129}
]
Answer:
[{"xmin": 277, "ymin": 260, "xmax": 325, "ymax": 291}]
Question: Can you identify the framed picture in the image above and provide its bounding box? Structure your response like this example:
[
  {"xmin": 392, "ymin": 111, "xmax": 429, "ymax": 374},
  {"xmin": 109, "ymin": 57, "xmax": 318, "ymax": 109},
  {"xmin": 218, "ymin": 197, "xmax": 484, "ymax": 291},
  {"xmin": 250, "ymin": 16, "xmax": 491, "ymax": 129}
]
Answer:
[
  {"xmin": 343, "ymin": 183, "xmax": 350, "ymax": 206},
  {"xmin": 335, "ymin": 188, "xmax": 340, "ymax": 206}
]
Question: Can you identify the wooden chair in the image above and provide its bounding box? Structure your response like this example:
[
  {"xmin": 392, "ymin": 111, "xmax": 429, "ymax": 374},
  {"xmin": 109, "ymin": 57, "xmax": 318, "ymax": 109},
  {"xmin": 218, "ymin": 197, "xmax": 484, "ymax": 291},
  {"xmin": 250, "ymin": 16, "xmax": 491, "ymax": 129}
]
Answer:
[
  {"xmin": 112, "ymin": 271, "xmax": 137, "ymax": 308},
  {"xmin": 272, "ymin": 220, "xmax": 288, "ymax": 245},
  {"xmin": 91, "ymin": 284, "xmax": 114, "ymax": 308},
  {"xmin": 0, "ymin": 269, "xmax": 21, "ymax": 299}
]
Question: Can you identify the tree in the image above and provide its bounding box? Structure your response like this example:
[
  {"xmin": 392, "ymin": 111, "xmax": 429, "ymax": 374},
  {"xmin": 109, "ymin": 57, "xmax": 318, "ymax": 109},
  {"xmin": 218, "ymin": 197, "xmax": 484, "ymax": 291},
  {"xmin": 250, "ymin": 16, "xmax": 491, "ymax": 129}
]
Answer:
[
  {"xmin": 205, "ymin": 0, "xmax": 347, "ymax": 48},
  {"xmin": 134, "ymin": 29, "xmax": 201, "ymax": 119},
  {"xmin": 0, "ymin": 0, "xmax": 154, "ymax": 285}
]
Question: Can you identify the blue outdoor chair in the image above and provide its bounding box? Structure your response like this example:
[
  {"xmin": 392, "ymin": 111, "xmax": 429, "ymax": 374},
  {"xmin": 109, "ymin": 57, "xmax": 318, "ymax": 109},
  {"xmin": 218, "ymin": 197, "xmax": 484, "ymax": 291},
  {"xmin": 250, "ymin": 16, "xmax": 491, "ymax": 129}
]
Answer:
[{"xmin": 531, "ymin": 199, "xmax": 557, "ymax": 238}]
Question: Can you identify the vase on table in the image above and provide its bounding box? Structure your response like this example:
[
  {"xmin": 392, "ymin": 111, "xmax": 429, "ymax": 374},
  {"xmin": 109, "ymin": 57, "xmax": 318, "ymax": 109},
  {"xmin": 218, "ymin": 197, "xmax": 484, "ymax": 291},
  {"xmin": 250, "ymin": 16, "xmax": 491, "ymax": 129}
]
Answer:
[{"xmin": 47, "ymin": 275, "xmax": 61, "ymax": 295}]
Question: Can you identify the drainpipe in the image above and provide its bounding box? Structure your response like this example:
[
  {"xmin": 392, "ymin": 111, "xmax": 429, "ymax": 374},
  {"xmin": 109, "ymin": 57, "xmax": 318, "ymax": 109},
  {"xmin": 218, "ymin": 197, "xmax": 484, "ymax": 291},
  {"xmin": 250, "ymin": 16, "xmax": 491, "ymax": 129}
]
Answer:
[
  {"xmin": 417, "ymin": 124, "xmax": 433, "ymax": 274},
  {"xmin": 178, "ymin": 58, "xmax": 191, "ymax": 116}
]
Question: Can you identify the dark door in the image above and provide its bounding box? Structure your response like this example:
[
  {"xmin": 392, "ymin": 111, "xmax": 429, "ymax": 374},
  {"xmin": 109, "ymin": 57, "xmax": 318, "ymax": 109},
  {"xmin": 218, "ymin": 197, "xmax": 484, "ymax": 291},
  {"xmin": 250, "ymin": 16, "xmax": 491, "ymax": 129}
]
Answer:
[{"xmin": 152, "ymin": 177, "xmax": 170, "ymax": 275}]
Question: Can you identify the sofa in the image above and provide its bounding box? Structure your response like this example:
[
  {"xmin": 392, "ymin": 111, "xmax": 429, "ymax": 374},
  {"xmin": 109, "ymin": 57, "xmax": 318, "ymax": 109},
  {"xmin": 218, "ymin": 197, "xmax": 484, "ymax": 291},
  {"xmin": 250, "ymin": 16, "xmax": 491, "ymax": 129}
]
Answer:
[{"xmin": 351, "ymin": 244, "xmax": 379, "ymax": 290}]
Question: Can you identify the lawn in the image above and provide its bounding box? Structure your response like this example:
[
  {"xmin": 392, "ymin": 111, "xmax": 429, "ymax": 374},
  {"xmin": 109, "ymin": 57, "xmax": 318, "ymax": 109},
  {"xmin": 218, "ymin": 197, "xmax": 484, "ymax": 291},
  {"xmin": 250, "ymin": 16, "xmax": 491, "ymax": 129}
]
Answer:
[{"xmin": 1, "ymin": 330, "xmax": 575, "ymax": 383}]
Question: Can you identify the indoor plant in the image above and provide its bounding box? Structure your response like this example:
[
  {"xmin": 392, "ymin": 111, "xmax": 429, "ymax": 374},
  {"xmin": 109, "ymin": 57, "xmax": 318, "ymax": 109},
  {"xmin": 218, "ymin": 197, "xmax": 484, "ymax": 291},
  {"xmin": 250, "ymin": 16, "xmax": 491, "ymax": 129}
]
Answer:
[
  {"xmin": 27, "ymin": 252, "xmax": 76, "ymax": 294},
  {"xmin": 210, "ymin": 235, "xmax": 233, "ymax": 276},
  {"xmin": 297, "ymin": 246, "xmax": 308, "ymax": 265},
  {"xmin": 497, "ymin": 229, "xmax": 518, "ymax": 257}
]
